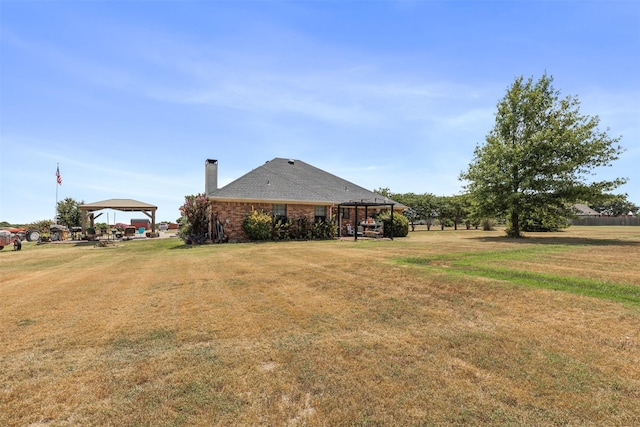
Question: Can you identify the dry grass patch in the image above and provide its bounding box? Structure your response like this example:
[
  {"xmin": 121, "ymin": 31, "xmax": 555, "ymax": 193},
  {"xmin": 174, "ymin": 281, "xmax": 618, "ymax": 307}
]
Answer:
[{"xmin": 1, "ymin": 227, "xmax": 639, "ymax": 425}]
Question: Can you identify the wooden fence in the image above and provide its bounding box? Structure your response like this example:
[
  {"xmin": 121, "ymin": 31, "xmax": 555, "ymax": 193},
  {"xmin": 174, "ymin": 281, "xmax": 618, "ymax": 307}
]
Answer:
[{"xmin": 570, "ymin": 217, "xmax": 640, "ymax": 226}]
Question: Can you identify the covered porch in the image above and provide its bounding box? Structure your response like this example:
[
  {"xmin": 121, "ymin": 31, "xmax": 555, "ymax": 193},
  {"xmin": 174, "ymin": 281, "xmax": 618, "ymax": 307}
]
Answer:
[{"xmin": 337, "ymin": 199, "xmax": 396, "ymax": 240}]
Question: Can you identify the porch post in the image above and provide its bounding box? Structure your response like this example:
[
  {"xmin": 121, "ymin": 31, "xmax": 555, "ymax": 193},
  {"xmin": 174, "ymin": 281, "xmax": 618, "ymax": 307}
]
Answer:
[{"xmin": 354, "ymin": 203, "xmax": 358, "ymax": 241}]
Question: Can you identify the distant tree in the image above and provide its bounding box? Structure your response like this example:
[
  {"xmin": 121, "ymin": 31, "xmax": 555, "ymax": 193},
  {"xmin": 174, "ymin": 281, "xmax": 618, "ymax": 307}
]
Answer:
[
  {"xmin": 56, "ymin": 197, "xmax": 84, "ymax": 227},
  {"xmin": 449, "ymin": 194, "xmax": 471, "ymax": 230},
  {"xmin": 393, "ymin": 192, "xmax": 440, "ymax": 230},
  {"xmin": 374, "ymin": 187, "xmax": 393, "ymax": 198},
  {"xmin": 589, "ymin": 194, "xmax": 639, "ymax": 217},
  {"xmin": 402, "ymin": 207, "xmax": 418, "ymax": 231},
  {"xmin": 419, "ymin": 194, "xmax": 440, "ymax": 230},
  {"xmin": 392, "ymin": 192, "xmax": 420, "ymax": 230},
  {"xmin": 462, "ymin": 196, "xmax": 485, "ymax": 229},
  {"xmin": 435, "ymin": 196, "xmax": 453, "ymax": 230},
  {"xmin": 460, "ymin": 73, "xmax": 626, "ymax": 238}
]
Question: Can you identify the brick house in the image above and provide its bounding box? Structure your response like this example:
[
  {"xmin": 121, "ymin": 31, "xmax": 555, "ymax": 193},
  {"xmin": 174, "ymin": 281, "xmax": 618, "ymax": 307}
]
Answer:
[{"xmin": 205, "ymin": 158, "xmax": 406, "ymax": 241}]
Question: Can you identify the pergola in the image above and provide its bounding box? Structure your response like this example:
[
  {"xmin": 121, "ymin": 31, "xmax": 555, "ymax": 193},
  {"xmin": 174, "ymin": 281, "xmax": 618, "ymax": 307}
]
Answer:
[
  {"xmin": 79, "ymin": 199, "xmax": 157, "ymax": 233},
  {"xmin": 337, "ymin": 199, "xmax": 395, "ymax": 240}
]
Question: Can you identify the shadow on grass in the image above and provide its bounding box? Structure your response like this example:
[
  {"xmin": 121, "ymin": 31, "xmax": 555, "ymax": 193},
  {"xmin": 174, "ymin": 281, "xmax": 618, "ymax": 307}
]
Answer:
[
  {"xmin": 469, "ymin": 235, "xmax": 640, "ymax": 247},
  {"xmin": 168, "ymin": 243, "xmax": 227, "ymax": 250},
  {"xmin": 169, "ymin": 244, "xmax": 198, "ymax": 250}
]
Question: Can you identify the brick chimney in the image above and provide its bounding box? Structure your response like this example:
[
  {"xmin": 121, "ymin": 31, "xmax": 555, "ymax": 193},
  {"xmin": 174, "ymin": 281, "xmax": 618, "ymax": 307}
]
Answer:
[{"xmin": 205, "ymin": 159, "xmax": 218, "ymax": 196}]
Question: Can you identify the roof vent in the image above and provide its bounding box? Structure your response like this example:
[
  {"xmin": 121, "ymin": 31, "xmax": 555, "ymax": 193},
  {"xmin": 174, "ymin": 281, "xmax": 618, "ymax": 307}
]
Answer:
[{"xmin": 288, "ymin": 159, "xmax": 294, "ymax": 165}]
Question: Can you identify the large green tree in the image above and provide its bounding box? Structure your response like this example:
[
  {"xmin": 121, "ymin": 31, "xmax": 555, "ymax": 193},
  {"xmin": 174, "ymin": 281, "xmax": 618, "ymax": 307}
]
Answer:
[
  {"xmin": 56, "ymin": 197, "xmax": 84, "ymax": 227},
  {"xmin": 460, "ymin": 74, "xmax": 626, "ymax": 238}
]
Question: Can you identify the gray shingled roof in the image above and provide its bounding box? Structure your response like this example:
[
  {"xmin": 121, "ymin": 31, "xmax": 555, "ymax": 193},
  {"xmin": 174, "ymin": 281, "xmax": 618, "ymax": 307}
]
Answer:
[
  {"xmin": 209, "ymin": 158, "xmax": 404, "ymax": 207},
  {"xmin": 573, "ymin": 203, "xmax": 601, "ymax": 216}
]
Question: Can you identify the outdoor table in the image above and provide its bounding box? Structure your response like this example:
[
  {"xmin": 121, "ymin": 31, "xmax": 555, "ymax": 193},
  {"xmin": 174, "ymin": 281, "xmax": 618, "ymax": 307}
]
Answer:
[{"xmin": 360, "ymin": 221, "xmax": 383, "ymax": 237}]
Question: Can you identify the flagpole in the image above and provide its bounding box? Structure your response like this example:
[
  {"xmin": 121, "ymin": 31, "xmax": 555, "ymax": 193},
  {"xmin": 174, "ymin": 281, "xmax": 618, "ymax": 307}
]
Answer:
[{"xmin": 55, "ymin": 163, "xmax": 59, "ymax": 223}]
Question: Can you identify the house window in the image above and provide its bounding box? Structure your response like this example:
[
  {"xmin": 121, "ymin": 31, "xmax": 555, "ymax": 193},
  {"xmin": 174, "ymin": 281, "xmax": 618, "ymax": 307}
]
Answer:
[
  {"xmin": 340, "ymin": 207, "xmax": 350, "ymax": 220},
  {"xmin": 273, "ymin": 204, "xmax": 287, "ymax": 221},
  {"xmin": 314, "ymin": 205, "xmax": 327, "ymax": 223}
]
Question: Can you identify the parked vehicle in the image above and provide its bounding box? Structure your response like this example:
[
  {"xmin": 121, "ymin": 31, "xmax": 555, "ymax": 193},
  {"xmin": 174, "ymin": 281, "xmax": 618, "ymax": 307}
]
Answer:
[
  {"xmin": 1, "ymin": 227, "xmax": 26, "ymax": 241},
  {"xmin": 50, "ymin": 224, "xmax": 69, "ymax": 241},
  {"xmin": 0, "ymin": 230, "xmax": 19, "ymax": 250}
]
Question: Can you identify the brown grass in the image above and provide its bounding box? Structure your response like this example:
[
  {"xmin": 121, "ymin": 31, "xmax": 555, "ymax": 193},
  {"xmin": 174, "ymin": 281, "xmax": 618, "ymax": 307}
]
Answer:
[{"xmin": 1, "ymin": 227, "xmax": 639, "ymax": 426}]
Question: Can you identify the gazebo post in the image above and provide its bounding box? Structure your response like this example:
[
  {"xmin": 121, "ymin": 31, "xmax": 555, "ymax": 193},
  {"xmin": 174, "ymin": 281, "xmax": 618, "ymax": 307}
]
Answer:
[
  {"xmin": 81, "ymin": 209, "xmax": 89, "ymax": 234},
  {"xmin": 354, "ymin": 203, "xmax": 358, "ymax": 241}
]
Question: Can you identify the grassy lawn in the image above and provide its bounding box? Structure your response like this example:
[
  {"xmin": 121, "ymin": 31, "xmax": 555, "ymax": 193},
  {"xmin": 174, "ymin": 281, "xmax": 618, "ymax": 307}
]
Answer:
[{"xmin": 1, "ymin": 227, "xmax": 639, "ymax": 426}]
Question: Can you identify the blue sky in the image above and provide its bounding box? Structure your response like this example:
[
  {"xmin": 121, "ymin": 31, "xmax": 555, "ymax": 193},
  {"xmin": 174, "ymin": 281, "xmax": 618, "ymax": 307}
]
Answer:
[{"xmin": 1, "ymin": 0, "xmax": 638, "ymax": 225}]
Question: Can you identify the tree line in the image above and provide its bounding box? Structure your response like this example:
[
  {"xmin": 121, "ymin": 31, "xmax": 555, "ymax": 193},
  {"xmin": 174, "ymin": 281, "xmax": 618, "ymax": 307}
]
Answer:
[{"xmin": 376, "ymin": 189, "xmax": 638, "ymax": 233}]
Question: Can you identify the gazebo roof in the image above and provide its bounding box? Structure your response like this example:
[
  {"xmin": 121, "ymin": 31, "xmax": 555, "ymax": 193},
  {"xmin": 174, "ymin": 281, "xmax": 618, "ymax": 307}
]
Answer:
[
  {"xmin": 80, "ymin": 199, "xmax": 158, "ymax": 232},
  {"xmin": 79, "ymin": 199, "xmax": 157, "ymax": 212}
]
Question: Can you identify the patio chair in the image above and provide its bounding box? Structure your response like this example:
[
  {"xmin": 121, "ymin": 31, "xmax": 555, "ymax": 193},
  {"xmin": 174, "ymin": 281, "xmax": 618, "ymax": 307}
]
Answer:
[{"xmin": 346, "ymin": 224, "xmax": 354, "ymax": 236}]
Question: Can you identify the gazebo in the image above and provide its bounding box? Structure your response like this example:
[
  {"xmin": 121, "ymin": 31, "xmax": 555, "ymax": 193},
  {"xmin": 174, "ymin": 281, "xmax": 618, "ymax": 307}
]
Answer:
[
  {"xmin": 79, "ymin": 199, "xmax": 157, "ymax": 233},
  {"xmin": 337, "ymin": 199, "xmax": 395, "ymax": 240}
]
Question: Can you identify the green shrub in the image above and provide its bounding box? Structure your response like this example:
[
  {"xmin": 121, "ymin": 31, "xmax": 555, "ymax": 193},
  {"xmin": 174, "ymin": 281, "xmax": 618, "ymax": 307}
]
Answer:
[
  {"xmin": 242, "ymin": 212, "xmax": 337, "ymax": 241},
  {"xmin": 482, "ymin": 218, "xmax": 495, "ymax": 231},
  {"xmin": 312, "ymin": 219, "xmax": 337, "ymax": 240},
  {"xmin": 288, "ymin": 216, "xmax": 311, "ymax": 240},
  {"xmin": 379, "ymin": 211, "xmax": 409, "ymax": 238},
  {"xmin": 243, "ymin": 210, "xmax": 273, "ymax": 240},
  {"xmin": 273, "ymin": 218, "xmax": 291, "ymax": 240}
]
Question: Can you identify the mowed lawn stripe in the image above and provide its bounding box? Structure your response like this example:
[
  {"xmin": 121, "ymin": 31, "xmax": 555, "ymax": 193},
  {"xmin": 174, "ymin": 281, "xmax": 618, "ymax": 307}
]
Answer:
[{"xmin": 398, "ymin": 245, "xmax": 640, "ymax": 305}]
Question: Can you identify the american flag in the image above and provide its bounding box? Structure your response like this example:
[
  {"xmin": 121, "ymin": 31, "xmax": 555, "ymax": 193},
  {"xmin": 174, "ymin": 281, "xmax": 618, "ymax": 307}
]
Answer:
[{"xmin": 56, "ymin": 166, "xmax": 62, "ymax": 185}]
